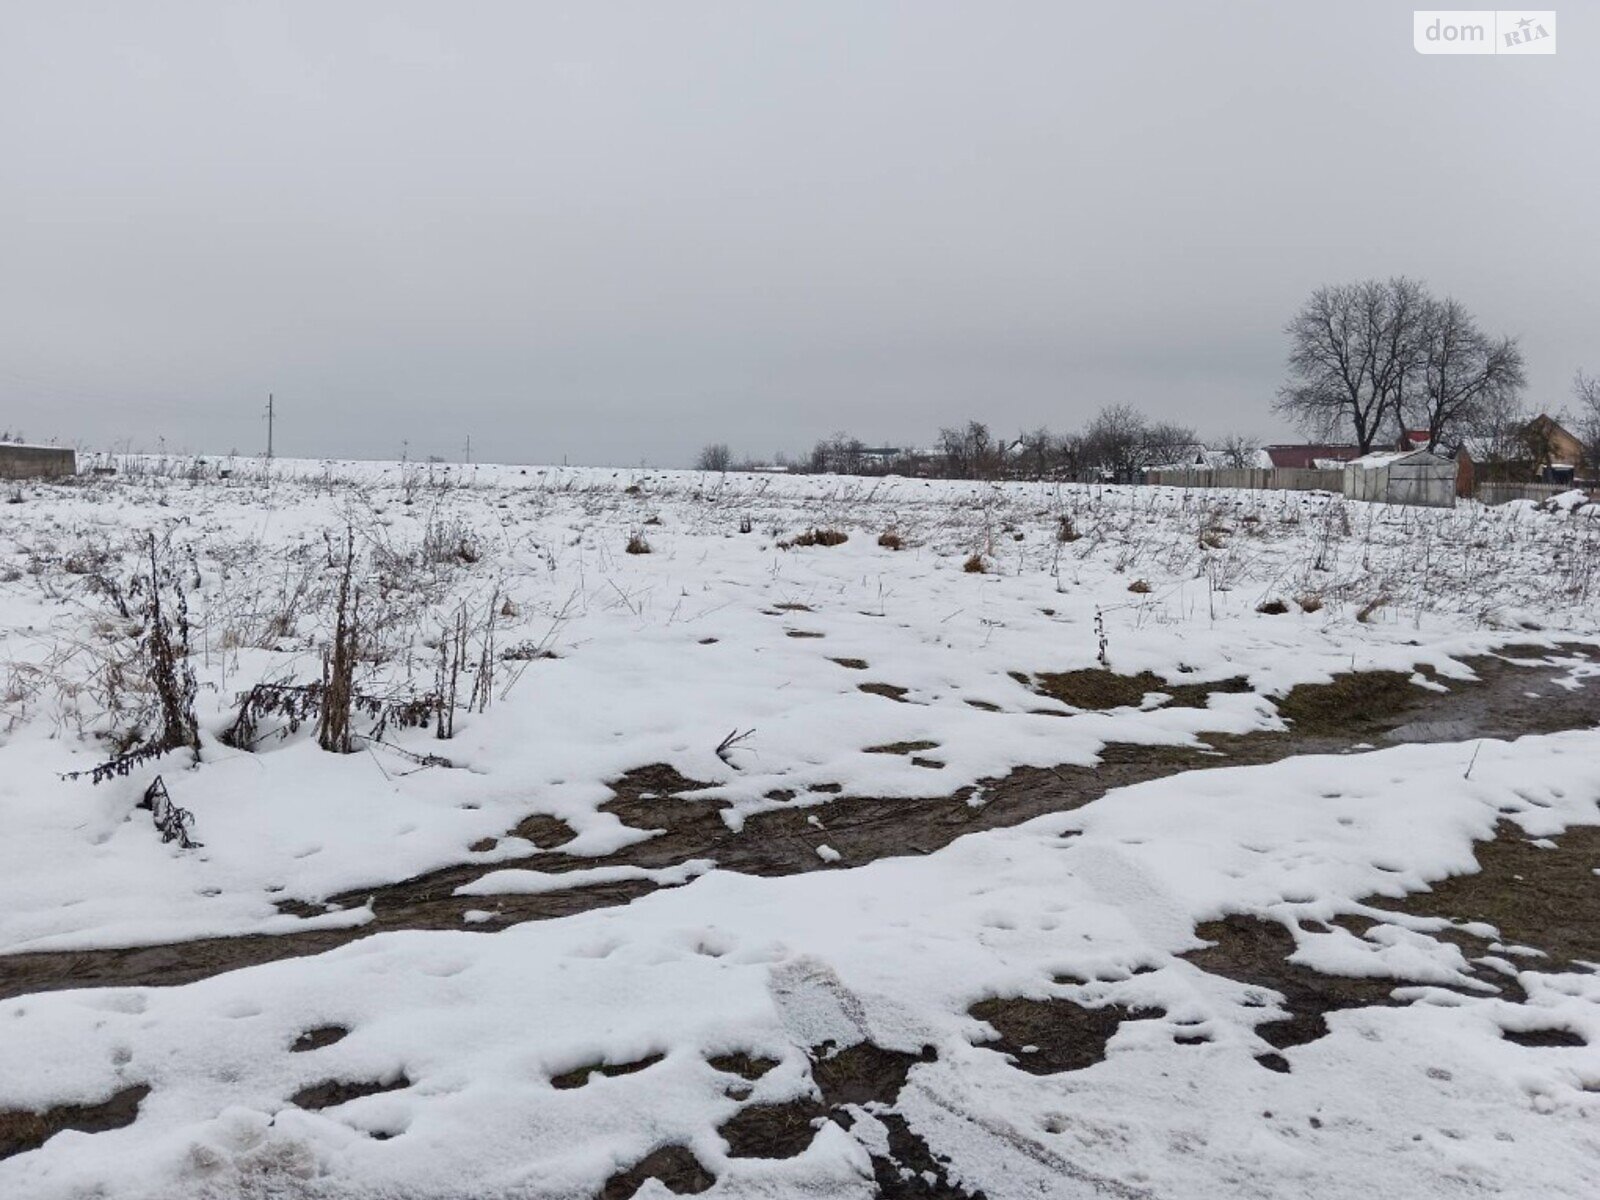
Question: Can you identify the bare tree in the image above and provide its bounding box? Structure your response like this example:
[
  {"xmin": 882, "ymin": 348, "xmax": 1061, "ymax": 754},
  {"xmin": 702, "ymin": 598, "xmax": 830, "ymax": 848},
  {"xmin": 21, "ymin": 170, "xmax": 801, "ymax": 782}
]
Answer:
[
  {"xmin": 1082, "ymin": 404, "xmax": 1147, "ymax": 480},
  {"xmin": 1213, "ymin": 432, "xmax": 1259, "ymax": 469},
  {"xmin": 1139, "ymin": 420, "xmax": 1198, "ymax": 468},
  {"xmin": 1016, "ymin": 426, "xmax": 1054, "ymax": 480},
  {"xmin": 1405, "ymin": 298, "xmax": 1525, "ymax": 451},
  {"xmin": 1276, "ymin": 277, "xmax": 1429, "ymax": 453},
  {"xmin": 1574, "ymin": 371, "xmax": 1600, "ymax": 482},
  {"xmin": 696, "ymin": 442, "xmax": 733, "ymax": 472}
]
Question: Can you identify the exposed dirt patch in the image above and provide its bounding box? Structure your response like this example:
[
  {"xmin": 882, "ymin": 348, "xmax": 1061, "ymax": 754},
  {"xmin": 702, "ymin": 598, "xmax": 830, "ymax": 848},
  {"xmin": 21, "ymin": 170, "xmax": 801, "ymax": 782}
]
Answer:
[
  {"xmin": 1027, "ymin": 669, "xmax": 1251, "ymax": 711},
  {"xmin": 811, "ymin": 1040, "xmax": 930, "ymax": 1107},
  {"xmin": 715, "ymin": 1037, "xmax": 941, "ymax": 1178},
  {"xmin": 865, "ymin": 740, "xmax": 940, "ymax": 755},
  {"xmin": 1373, "ymin": 822, "xmax": 1600, "ymax": 968},
  {"xmin": 506, "ymin": 812, "xmax": 576, "ymax": 848},
  {"xmin": 1501, "ymin": 1025, "xmax": 1587, "ymax": 1048},
  {"xmin": 600, "ymin": 1144, "xmax": 715, "ymax": 1198},
  {"xmin": 3, "ymin": 652, "xmax": 1596, "ymax": 1004},
  {"xmin": 707, "ymin": 1052, "xmax": 779, "ymax": 1081},
  {"xmin": 550, "ymin": 1053, "xmax": 664, "ymax": 1090},
  {"xmin": 830, "ymin": 657, "xmax": 868, "ymax": 670},
  {"xmin": 291, "ymin": 1024, "xmax": 350, "ymax": 1052},
  {"xmin": 968, "ymin": 997, "xmax": 1164, "ymax": 1074},
  {"xmin": 289, "ymin": 1073, "xmax": 410, "ymax": 1111},
  {"xmin": 785, "ymin": 630, "xmax": 825, "ymax": 639},
  {"xmin": 1182, "ymin": 916, "xmax": 1408, "ymax": 1064},
  {"xmin": 1184, "ymin": 810, "xmax": 1600, "ymax": 1070},
  {"xmin": 718, "ymin": 1099, "xmax": 828, "ymax": 1159},
  {"xmin": 869, "ymin": 1111, "xmax": 983, "ymax": 1199},
  {"xmin": 1273, "ymin": 670, "xmax": 1418, "ymax": 735},
  {"xmin": 859, "ymin": 682, "xmax": 910, "ymax": 702},
  {"xmin": 0, "ymin": 1084, "xmax": 149, "ymax": 1161}
]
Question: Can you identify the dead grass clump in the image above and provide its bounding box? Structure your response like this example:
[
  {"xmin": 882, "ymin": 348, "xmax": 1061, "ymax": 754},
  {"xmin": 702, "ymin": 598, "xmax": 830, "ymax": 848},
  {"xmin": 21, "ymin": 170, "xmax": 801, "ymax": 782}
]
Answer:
[
  {"xmin": 877, "ymin": 530, "xmax": 903, "ymax": 550},
  {"xmin": 1296, "ymin": 593, "xmax": 1324, "ymax": 613},
  {"xmin": 963, "ymin": 553, "xmax": 986, "ymax": 573},
  {"xmin": 1356, "ymin": 593, "xmax": 1389, "ymax": 623},
  {"xmin": 789, "ymin": 528, "xmax": 848, "ymax": 548},
  {"xmin": 625, "ymin": 532, "xmax": 652, "ymax": 555},
  {"xmin": 1127, "ymin": 579, "xmax": 1152, "ymax": 594},
  {"xmin": 1255, "ymin": 599, "xmax": 1289, "ymax": 615},
  {"xmin": 1056, "ymin": 515, "xmax": 1081, "ymax": 543},
  {"xmin": 863, "ymin": 740, "xmax": 939, "ymax": 755}
]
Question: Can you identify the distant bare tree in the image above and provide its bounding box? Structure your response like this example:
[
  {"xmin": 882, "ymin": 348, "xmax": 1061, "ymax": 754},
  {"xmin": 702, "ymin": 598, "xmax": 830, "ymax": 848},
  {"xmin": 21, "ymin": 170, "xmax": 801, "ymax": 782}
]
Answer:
[
  {"xmin": 1082, "ymin": 404, "xmax": 1147, "ymax": 480},
  {"xmin": 1139, "ymin": 420, "xmax": 1198, "ymax": 468},
  {"xmin": 936, "ymin": 421, "xmax": 994, "ymax": 478},
  {"xmin": 805, "ymin": 431, "xmax": 866, "ymax": 474},
  {"xmin": 1276, "ymin": 277, "xmax": 1429, "ymax": 453},
  {"xmin": 1406, "ymin": 298, "xmax": 1525, "ymax": 451},
  {"xmin": 696, "ymin": 442, "xmax": 733, "ymax": 472},
  {"xmin": 1575, "ymin": 371, "xmax": 1600, "ymax": 481},
  {"xmin": 1016, "ymin": 426, "xmax": 1054, "ymax": 480},
  {"xmin": 1214, "ymin": 432, "xmax": 1259, "ymax": 469}
]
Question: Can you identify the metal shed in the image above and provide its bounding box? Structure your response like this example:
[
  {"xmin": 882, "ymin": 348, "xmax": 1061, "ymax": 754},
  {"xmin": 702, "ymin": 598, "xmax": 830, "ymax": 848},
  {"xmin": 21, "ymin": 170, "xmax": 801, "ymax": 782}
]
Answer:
[
  {"xmin": 1341, "ymin": 450, "xmax": 1456, "ymax": 508},
  {"xmin": 0, "ymin": 444, "xmax": 76, "ymax": 480}
]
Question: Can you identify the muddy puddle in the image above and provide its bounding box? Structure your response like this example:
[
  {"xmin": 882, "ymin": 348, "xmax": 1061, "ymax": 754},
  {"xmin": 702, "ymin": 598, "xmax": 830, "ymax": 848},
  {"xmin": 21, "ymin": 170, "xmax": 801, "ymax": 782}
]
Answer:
[{"xmin": 1, "ymin": 646, "xmax": 1596, "ymax": 1006}]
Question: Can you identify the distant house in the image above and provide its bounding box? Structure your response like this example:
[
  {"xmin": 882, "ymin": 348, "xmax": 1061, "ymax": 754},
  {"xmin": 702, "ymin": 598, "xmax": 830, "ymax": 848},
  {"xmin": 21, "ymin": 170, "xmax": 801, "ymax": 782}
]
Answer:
[
  {"xmin": 857, "ymin": 446, "xmax": 903, "ymax": 466},
  {"xmin": 0, "ymin": 443, "xmax": 76, "ymax": 480},
  {"xmin": 1264, "ymin": 444, "xmax": 1361, "ymax": 470},
  {"xmin": 1523, "ymin": 414, "xmax": 1586, "ymax": 486}
]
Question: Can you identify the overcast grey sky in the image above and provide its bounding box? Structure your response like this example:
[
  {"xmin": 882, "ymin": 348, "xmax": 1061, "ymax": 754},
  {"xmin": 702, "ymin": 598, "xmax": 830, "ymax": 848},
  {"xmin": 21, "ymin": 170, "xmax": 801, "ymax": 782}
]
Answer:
[{"xmin": 1, "ymin": 2, "xmax": 1594, "ymax": 465}]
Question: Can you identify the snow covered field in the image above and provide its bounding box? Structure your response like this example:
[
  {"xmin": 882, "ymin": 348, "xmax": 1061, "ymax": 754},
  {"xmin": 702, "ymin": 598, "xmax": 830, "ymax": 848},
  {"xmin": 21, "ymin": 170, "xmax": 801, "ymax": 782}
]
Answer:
[{"xmin": 1, "ymin": 459, "xmax": 1598, "ymax": 1199}]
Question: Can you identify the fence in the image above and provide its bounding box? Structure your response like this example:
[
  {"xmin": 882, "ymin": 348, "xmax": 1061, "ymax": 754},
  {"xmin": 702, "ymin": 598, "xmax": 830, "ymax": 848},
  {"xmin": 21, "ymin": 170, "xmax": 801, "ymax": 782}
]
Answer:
[
  {"xmin": 1143, "ymin": 467, "xmax": 1344, "ymax": 492},
  {"xmin": 0, "ymin": 445, "xmax": 76, "ymax": 480},
  {"xmin": 1474, "ymin": 482, "xmax": 1572, "ymax": 506}
]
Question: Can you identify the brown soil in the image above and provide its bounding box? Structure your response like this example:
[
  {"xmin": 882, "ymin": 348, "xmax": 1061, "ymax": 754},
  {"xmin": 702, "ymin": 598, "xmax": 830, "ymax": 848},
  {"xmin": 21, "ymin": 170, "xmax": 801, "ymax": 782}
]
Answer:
[
  {"xmin": 1, "ymin": 650, "xmax": 1596, "ymax": 1009},
  {"xmin": 706, "ymin": 1052, "xmax": 779, "ymax": 1081},
  {"xmin": 859, "ymin": 682, "xmax": 910, "ymax": 701},
  {"xmin": 1181, "ymin": 915, "xmax": 1408, "ymax": 1068},
  {"xmin": 830, "ymin": 657, "xmax": 868, "ymax": 670},
  {"xmin": 600, "ymin": 1144, "xmax": 715, "ymax": 1198},
  {"xmin": 1273, "ymin": 669, "xmax": 1418, "ymax": 734},
  {"xmin": 507, "ymin": 812, "xmax": 576, "ymax": 848},
  {"xmin": 1376, "ymin": 822, "xmax": 1600, "ymax": 967},
  {"xmin": 968, "ymin": 997, "xmax": 1164, "ymax": 1074},
  {"xmin": 1181, "ymin": 816, "xmax": 1600, "ymax": 1071},
  {"xmin": 289, "ymin": 1073, "xmax": 410, "ymax": 1111},
  {"xmin": 1028, "ymin": 669, "xmax": 1251, "ymax": 711},
  {"xmin": 551, "ymin": 1053, "xmax": 664, "ymax": 1090},
  {"xmin": 291, "ymin": 1024, "xmax": 350, "ymax": 1052},
  {"xmin": 0, "ymin": 1084, "xmax": 149, "ymax": 1161},
  {"xmin": 865, "ymin": 740, "xmax": 940, "ymax": 755}
]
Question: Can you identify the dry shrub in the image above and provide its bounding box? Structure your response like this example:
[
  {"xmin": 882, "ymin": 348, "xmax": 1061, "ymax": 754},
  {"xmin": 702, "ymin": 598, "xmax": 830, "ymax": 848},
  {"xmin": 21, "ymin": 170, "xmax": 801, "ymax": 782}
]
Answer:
[
  {"xmin": 626, "ymin": 532, "xmax": 652, "ymax": 555},
  {"xmin": 963, "ymin": 553, "xmax": 986, "ymax": 574},
  {"xmin": 1256, "ymin": 598, "xmax": 1289, "ymax": 615},
  {"xmin": 877, "ymin": 530, "xmax": 903, "ymax": 550},
  {"xmin": 792, "ymin": 528, "xmax": 847, "ymax": 548},
  {"xmin": 1056, "ymin": 515, "xmax": 1080, "ymax": 543},
  {"xmin": 1296, "ymin": 593, "xmax": 1324, "ymax": 613},
  {"xmin": 1127, "ymin": 578, "xmax": 1152, "ymax": 594}
]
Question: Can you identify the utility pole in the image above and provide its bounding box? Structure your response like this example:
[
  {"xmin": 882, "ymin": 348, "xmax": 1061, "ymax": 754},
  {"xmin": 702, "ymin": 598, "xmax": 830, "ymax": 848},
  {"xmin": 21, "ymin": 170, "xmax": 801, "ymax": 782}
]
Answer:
[
  {"xmin": 265, "ymin": 393, "xmax": 275, "ymax": 460},
  {"xmin": 464, "ymin": 434, "xmax": 472, "ymax": 464}
]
